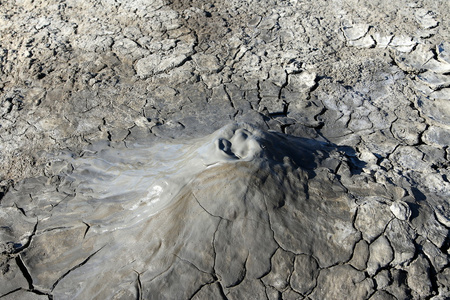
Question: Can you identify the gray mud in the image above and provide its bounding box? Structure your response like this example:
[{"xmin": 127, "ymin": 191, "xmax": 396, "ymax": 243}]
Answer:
[{"xmin": 0, "ymin": 0, "xmax": 449, "ymax": 299}]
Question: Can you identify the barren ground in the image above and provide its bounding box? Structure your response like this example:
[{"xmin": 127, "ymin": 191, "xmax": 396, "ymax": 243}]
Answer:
[{"xmin": 0, "ymin": 0, "xmax": 449, "ymax": 299}]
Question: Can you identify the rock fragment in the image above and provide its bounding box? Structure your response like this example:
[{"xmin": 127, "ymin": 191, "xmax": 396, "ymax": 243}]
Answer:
[
  {"xmin": 287, "ymin": 71, "xmax": 316, "ymax": 92},
  {"xmin": 341, "ymin": 22, "xmax": 376, "ymax": 48},
  {"xmin": 415, "ymin": 9, "xmax": 439, "ymax": 29},
  {"xmin": 367, "ymin": 235, "xmax": 394, "ymax": 276},
  {"xmin": 389, "ymin": 36, "xmax": 416, "ymax": 53},
  {"xmin": 390, "ymin": 201, "xmax": 411, "ymax": 221},
  {"xmin": 342, "ymin": 23, "xmax": 369, "ymax": 41}
]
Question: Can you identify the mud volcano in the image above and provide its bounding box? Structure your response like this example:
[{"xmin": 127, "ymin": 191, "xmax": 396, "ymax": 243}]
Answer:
[
  {"xmin": 2, "ymin": 123, "xmax": 447, "ymax": 299},
  {"xmin": 1, "ymin": 0, "xmax": 450, "ymax": 299}
]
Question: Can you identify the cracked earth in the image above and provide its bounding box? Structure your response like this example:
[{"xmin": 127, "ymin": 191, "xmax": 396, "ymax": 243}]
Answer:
[{"xmin": 0, "ymin": 0, "xmax": 449, "ymax": 299}]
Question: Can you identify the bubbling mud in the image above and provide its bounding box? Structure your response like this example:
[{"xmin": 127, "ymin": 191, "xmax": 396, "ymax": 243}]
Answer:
[{"xmin": 56, "ymin": 123, "xmax": 271, "ymax": 232}]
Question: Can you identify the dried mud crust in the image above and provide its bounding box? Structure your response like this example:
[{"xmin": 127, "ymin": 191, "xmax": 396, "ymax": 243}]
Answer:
[{"xmin": 0, "ymin": 0, "xmax": 449, "ymax": 299}]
